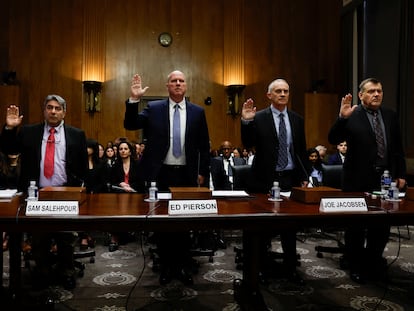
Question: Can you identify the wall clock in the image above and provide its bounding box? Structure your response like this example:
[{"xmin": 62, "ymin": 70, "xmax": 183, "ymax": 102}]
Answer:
[{"xmin": 158, "ymin": 32, "xmax": 172, "ymax": 47}]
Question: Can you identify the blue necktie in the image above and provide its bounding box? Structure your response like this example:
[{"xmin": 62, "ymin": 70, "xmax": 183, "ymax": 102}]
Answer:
[
  {"xmin": 227, "ymin": 159, "xmax": 233, "ymax": 176},
  {"xmin": 278, "ymin": 113, "xmax": 288, "ymax": 169},
  {"xmin": 173, "ymin": 104, "xmax": 181, "ymax": 157}
]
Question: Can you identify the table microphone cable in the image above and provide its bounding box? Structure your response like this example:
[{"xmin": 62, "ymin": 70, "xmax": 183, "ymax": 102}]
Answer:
[
  {"xmin": 124, "ymin": 231, "xmax": 147, "ymax": 311},
  {"xmin": 369, "ymin": 216, "xmax": 402, "ymax": 311},
  {"xmin": 124, "ymin": 192, "xmax": 162, "ymax": 310},
  {"xmin": 15, "ymin": 194, "xmax": 24, "ymax": 223}
]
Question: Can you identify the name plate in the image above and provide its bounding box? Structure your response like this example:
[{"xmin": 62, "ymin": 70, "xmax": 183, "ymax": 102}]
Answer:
[
  {"xmin": 26, "ymin": 200, "xmax": 79, "ymax": 216},
  {"xmin": 319, "ymin": 198, "xmax": 367, "ymax": 213},
  {"xmin": 168, "ymin": 200, "xmax": 218, "ymax": 215}
]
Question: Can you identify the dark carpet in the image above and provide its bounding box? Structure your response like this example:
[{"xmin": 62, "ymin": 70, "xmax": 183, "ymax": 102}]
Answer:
[{"xmin": 2, "ymin": 227, "xmax": 414, "ymax": 311}]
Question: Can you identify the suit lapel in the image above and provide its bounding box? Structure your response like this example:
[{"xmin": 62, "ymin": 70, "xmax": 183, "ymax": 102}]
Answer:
[
  {"xmin": 184, "ymin": 100, "xmax": 191, "ymax": 136},
  {"xmin": 265, "ymin": 107, "xmax": 278, "ymax": 141},
  {"xmin": 379, "ymin": 108, "xmax": 391, "ymax": 144},
  {"xmin": 356, "ymin": 105, "xmax": 377, "ymax": 141}
]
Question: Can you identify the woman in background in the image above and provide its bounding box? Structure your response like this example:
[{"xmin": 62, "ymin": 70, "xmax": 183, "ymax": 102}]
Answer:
[
  {"xmin": 108, "ymin": 141, "xmax": 144, "ymax": 251},
  {"xmin": 80, "ymin": 139, "xmax": 106, "ymax": 250},
  {"xmin": 305, "ymin": 147, "xmax": 323, "ymax": 187}
]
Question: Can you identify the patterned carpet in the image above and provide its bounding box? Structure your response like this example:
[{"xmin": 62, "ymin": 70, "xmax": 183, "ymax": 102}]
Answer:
[{"xmin": 2, "ymin": 227, "xmax": 414, "ymax": 311}]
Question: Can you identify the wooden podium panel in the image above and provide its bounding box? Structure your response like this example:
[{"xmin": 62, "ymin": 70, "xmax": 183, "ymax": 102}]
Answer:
[
  {"xmin": 406, "ymin": 187, "xmax": 414, "ymax": 201},
  {"xmin": 169, "ymin": 187, "xmax": 211, "ymax": 200},
  {"xmin": 39, "ymin": 186, "xmax": 86, "ymax": 204},
  {"xmin": 304, "ymin": 93, "xmax": 338, "ymax": 150},
  {"xmin": 291, "ymin": 186, "xmax": 342, "ymax": 203}
]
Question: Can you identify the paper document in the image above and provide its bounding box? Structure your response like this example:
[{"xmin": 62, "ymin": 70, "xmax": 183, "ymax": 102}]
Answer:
[
  {"xmin": 281, "ymin": 191, "xmax": 291, "ymax": 198},
  {"xmin": 0, "ymin": 189, "xmax": 18, "ymax": 202},
  {"xmin": 158, "ymin": 192, "xmax": 172, "ymax": 200},
  {"xmin": 0, "ymin": 189, "xmax": 18, "ymax": 198},
  {"xmin": 212, "ymin": 190, "xmax": 249, "ymax": 197}
]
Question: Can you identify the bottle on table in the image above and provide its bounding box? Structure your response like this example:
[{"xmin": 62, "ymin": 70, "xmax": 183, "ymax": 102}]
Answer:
[
  {"xmin": 148, "ymin": 181, "xmax": 158, "ymax": 202},
  {"xmin": 271, "ymin": 181, "xmax": 280, "ymax": 200},
  {"xmin": 388, "ymin": 181, "xmax": 399, "ymax": 200},
  {"xmin": 381, "ymin": 170, "xmax": 392, "ymax": 194},
  {"xmin": 27, "ymin": 180, "xmax": 38, "ymax": 201}
]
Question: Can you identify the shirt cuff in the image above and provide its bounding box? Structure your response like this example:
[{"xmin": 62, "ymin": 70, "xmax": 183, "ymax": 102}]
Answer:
[
  {"xmin": 128, "ymin": 97, "xmax": 140, "ymax": 103},
  {"xmin": 241, "ymin": 118, "xmax": 252, "ymax": 124}
]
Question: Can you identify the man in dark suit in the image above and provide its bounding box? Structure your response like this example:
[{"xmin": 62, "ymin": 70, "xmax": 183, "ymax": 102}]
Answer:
[
  {"xmin": 123, "ymin": 71, "xmax": 210, "ymax": 285},
  {"xmin": 210, "ymin": 140, "xmax": 246, "ymax": 190},
  {"xmin": 124, "ymin": 72, "xmax": 210, "ymax": 190},
  {"xmin": 328, "ymin": 78, "xmax": 406, "ymax": 283},
  {"xmin": 241, "ymin": 78, "xmax": 308, "ymax": 284},
  {"xmin": 1, "ymin": 94, "xmax": 88, "ymax": 289}
]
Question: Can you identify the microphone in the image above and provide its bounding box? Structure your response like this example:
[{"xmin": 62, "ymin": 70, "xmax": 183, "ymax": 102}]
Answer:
[
  {"xmin": 197, "ymin": 151, "xmax": 201, "ymax": 187},
  {"xmin": 68, "ymin": 172, "xmax": 85, "ymax": 187},
  {"xmin": 295, "ymin": 154, "xmax": 316, "ymax": 188}
]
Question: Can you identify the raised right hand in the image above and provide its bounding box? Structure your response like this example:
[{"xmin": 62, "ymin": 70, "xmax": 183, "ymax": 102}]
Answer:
[
  {"xmin": 339, "ymin": 93, "xmax": 357, "ymax": 118},
  {"xmin": 130, "ymin": 74, "xmax": 149, "ymax": 100},
  {"xmin": 241, "ymin": 98, "xmax": 256, "ymax": 121},
  {"xmin": 6, "ymin": 105, "xmax": 23, "ymax": 129}
]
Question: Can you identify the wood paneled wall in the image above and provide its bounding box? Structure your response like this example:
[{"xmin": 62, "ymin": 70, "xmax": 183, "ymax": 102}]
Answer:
[{"xmin": 1, "ymin": 0, "xmax": 342, "ymax": 151}]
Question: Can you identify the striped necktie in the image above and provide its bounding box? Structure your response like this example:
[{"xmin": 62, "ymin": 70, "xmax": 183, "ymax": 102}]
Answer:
[
  {"xmin": 372, "ymin": 111, "xmax": 385, "ymax": 159},
  {"xmin": 277, "ymin": 113, "xmax": 288, "ymax": 169}
]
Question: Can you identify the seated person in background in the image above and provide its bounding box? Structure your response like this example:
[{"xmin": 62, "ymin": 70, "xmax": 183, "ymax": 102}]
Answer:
[
  {"xmin": 80, "ymin": 138, "xmax": 107, "ymax": 250},
  {"xmin": 108, "ymin": 140, "xmax": 144, "ymax": 251},
  {"xmin": 247, "ymin": 147, "xmax": 255, "ymax": 165},
  {"xmin": 328, "ymin": 141, "xmax": 347, "ymax": 165},
  {"xmin": 103, "ymin": 146, "xmax": 116, "ymax": 170},
  {"xmin": 85, "ymin": 138, "xmax": 107, "ymax": 193},
  {"xmin": 306, "ymin": 147, "xmax": 323, "ymax": 187},
  {"xmin": 241, "ymin": 148, "xmax": 250, "ymax": 164},
  {"xmin": 210, "ymin": 140, "xmax": 246, "ymax": 190},
  {"xmin": 232, "ymin": 147, "xmax": 243, "ymax": 160},
  {"xmin": 315, "ymin": 144, "xmax": 328, "ymax": 163},
  {"xmin": 98, "ymin": 143, "xmax": 105, "ymax": 161}
]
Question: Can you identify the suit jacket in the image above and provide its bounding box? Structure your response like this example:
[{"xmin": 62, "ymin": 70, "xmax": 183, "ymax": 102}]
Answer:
[
  {"xmin": 124, "ymin": 99, "xmax": 210, "ymax": 186},
  {"xmin": 241, "ymin": 107, "xmax": 307, "ymax": 192},
  {"xmin": 85, "ymin": 161, "xmax": 108, "ymax": 193},
  {"xmin": 0, "ymin": 123, "xmax": 88, "ymax": 191},
  {"xmin": 110, "ymin": 158, "xmax": 145, "ymax": 193},
  {"xmin": 328, "ymin": 105, "xmax": 406, "ymax": 191},
  {"xmin": 210, "ymin": 156, "xmax": 245, "ymax": 190},
  {"xmin": 327, "ymin": 152, "xmax": 344, "ymax": 165}
]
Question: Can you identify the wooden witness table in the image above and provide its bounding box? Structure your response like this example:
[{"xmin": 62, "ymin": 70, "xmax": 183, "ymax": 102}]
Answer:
[{"xmin": 2, "ymin": 191, "xmax": 414, "ymax": 309}]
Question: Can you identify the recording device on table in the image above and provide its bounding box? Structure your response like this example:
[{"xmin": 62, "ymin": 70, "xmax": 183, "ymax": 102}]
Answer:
[{"xmin": 107, "ymin": 183, "xmax": 137, "ymax": 193}]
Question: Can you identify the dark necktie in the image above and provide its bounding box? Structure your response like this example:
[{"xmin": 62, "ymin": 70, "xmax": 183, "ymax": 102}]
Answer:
[
  {"xmin": 44, "ymin": 127, "xmax": 56, "ymax": 178},
  {"xmin": 173, "ymin": 104, "xmax": 181, "ymax": 157},
  {"xmin": 372, "ymin": 111, "xmax": 385, "ymax": 159},
  {"xmin": 227, "ymin": 159, "xmax": 233, "ymax": 176},
  {"xmin": 277, "ymin": 113, "xmax": 288, "ymax": 169}
]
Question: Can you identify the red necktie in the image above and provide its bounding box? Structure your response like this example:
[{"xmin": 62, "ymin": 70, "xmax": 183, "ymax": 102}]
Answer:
[{"xmin": 44, "ymin": 128, "xmax": 56, "ymax": 178}]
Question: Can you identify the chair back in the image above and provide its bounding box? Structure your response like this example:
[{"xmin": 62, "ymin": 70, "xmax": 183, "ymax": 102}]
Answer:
[
  {"xmin": 231, "ymin": 165, "xmax": 252, "ymax": 190},
  {"xmin": 321, "ymin": 163, "xmax": 343, "ymax": 189}
]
